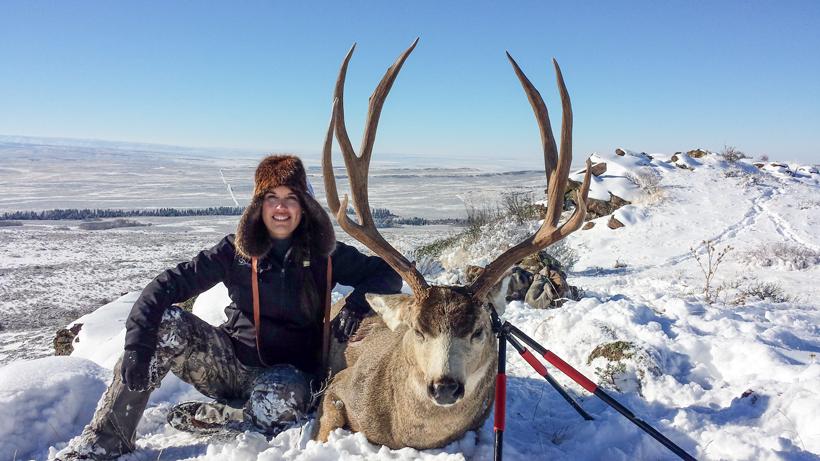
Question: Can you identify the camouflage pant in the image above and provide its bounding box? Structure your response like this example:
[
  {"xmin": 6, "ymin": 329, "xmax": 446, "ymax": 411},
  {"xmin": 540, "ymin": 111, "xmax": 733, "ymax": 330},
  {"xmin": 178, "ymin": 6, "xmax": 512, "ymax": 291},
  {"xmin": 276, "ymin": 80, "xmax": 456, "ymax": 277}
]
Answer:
[{"xmin": 73, "ymin": 306, "xmax": 314, "ymax": 459}]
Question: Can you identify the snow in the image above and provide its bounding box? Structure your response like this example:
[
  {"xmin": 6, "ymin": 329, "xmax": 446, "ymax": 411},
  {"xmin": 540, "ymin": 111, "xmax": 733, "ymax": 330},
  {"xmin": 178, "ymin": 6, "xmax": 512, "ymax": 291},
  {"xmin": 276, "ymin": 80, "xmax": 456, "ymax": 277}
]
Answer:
[
  {"xmin": 0, "ymin": 357, "xmax": 109, "ymax": 460},
  {"xmin": 1, "ymin": 148, "xmax": 819, "ymax": 460}
]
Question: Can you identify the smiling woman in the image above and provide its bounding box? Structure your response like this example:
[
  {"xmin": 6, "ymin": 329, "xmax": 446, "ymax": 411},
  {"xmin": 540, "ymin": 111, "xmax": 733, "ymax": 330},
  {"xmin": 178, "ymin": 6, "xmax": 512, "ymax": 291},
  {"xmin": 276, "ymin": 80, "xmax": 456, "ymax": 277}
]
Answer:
[
  {"xmin": 261, "ymin": 187, "xmax": 303, "ymax": 239},
  {"xmin": 53, "ymin": 154, "xmax": 403, "ymax": 461}
]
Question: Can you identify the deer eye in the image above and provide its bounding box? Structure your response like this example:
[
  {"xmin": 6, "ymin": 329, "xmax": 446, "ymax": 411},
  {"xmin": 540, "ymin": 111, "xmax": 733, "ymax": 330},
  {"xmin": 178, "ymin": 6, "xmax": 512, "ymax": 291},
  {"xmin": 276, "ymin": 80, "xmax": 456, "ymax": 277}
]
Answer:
[
  {"xmin": 414, "ymin": 329, "xmax": 426, "ymax": 341},
  {"xmin": 471, "ymin": 327, "xmax": 484, "ymax": 341}
]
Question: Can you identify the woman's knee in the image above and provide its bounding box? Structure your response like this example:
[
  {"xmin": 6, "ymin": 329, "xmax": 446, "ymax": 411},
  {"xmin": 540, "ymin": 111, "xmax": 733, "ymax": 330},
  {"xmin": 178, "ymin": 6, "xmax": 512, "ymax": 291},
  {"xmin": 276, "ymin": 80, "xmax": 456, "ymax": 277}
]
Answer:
[
  {"xmin": 155, "ymin": 306, "xmax": 195, "ymax": 355},
  {"xmin": 244, "ymin": 365, "xmax": 312, "ymax": 431}
]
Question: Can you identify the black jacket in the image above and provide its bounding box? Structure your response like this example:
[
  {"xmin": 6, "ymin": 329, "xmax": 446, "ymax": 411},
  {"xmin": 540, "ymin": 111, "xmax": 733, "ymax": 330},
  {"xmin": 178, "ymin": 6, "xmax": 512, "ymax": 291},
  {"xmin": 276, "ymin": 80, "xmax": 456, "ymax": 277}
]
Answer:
[{"xmin": 124, "ymin": 234, "xmax": 402, "ymax": 372}]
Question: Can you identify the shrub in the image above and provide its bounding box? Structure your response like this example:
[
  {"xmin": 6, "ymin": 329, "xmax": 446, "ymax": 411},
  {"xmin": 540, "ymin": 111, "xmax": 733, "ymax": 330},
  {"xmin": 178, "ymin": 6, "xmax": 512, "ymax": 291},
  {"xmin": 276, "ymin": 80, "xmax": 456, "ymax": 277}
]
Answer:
[
  {"xmin": 413, "ymin": 255, "xmax": 444, "ymax": 278},
  {"xmin": 741, "ymin": 243, "xmax": 820, "ymax": 270},
  {"xmin": 691, "ymin": 240, "xmax": 732, "ymax": 304},
  {"xmin": 734, "ymin": 280, "xmax": 800, "ymax": 304},
  {"xmin": 798, "ymin": 200, "xmax": 820, "ymax": 210},
  {"xmin": 174, "ymin": 296, "xmax": 198, "ymax": 312},
  {"xmin": 719, "ymin": 145, "xmax": 748, "ymax": 163},
  {"xmin": 413, "ymin": 232, "xmax": 467, "ymax": 259},
  {"xmin": 547, "ymin": 240, "xmax": 579, "ymax": 271},
  {"xmin": 626, "ymin": 168, "xmax": 664, "ymax": 204},
  {"xmin": 500, "ymin": 190, "xmax": 541, "ymax": 223}
]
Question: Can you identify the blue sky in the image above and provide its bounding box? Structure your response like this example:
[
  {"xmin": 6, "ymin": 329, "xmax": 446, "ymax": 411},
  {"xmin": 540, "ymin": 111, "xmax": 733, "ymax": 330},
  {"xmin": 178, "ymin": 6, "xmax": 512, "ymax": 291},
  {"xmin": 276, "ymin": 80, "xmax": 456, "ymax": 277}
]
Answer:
[{"xmin": 1, "ymin": 1, "xmax": 818, "ymax": 166}]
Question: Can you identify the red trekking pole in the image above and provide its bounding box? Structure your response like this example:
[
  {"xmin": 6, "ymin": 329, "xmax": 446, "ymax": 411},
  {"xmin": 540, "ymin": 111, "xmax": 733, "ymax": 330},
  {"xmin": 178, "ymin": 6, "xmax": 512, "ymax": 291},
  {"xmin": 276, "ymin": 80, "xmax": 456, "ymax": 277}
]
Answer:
[
  {"xmin": 489, "ymin": 306, "xmax": 696, "ymax": 461},
  {"xmin": 502, "ymin": 319, "xmax": 697, "ymax": 461},
  {"xmin": 493, "ymin": 331, "xmax": 506, "ymax": 461}
]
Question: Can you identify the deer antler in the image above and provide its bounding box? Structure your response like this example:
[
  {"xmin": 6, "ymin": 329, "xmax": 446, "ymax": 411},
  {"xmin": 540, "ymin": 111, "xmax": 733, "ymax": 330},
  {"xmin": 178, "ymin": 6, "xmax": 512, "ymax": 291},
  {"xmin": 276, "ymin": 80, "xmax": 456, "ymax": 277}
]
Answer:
[
  {"xmin": 323, "ymin": 38, "xmax": 430, "ymax": 299},
  {"xmin": 469, "ymin": 55, "xmax": 592, "ymax": 301}
]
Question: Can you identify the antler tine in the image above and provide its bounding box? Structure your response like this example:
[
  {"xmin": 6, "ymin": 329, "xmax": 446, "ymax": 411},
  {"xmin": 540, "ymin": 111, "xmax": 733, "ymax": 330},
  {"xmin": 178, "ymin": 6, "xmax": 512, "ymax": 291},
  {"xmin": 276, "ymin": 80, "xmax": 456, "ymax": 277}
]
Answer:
[
  {"xmin": 505, "ymin": 52, "xmax": 558, "ymax": 194},
  {"xmin": 556, "ymin": 158, "xmax": 592, "ymax": 238},
  {"xmin": 469, "ymin": 58, "xmax": 590, "ymax": 301},
  {"xmin": 361, "ymin": 37, "xmax": 420, "ymax": 163},
  {"xmin": 333, "ymin": 43, "xmax": 358, "ymax": 173},
  {"xmin": 546, "ymin": 58, "xmax": 573, "ymax": 227},
  {"xmin": 324, "ymin": 41, "xmax": 430, "ymax": 299},
  {"xmin": 322, "ymin": 98, "xmax": 341, "ymax": 215}
]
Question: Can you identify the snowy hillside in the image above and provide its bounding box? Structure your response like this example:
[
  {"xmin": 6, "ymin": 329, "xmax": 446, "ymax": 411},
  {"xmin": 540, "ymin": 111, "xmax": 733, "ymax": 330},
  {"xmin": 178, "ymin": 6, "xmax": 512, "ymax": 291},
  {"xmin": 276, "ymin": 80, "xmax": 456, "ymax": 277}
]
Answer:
[{"xmin": 1, "ymin": 149, "xmax": 819, "ymax": 460}]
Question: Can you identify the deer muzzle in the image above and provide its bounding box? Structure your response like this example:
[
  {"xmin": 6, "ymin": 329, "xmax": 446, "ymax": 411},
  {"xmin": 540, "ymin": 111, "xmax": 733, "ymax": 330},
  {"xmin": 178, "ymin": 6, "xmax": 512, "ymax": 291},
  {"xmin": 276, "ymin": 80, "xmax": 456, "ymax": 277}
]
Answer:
[{"xmin": 427, "ymin": 377, "xmax": 465, "ymax": 406}]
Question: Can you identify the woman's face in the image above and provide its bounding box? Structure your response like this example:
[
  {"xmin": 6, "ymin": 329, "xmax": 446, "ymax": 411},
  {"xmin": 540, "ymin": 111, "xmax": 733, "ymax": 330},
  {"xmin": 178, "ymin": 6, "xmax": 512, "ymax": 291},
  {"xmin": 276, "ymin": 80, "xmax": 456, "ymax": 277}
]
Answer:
[{"xmin": 261, "ymin": 185, "xmax": 303, "ymax": 240}]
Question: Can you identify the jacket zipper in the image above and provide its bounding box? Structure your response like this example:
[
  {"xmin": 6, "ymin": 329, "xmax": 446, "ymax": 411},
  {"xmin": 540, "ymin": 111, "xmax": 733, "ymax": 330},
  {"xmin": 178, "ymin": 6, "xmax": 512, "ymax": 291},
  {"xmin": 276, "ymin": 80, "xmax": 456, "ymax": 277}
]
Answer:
[{"xmin": 281, "ymin": 247, "xmax": 292, "ymax": 296}]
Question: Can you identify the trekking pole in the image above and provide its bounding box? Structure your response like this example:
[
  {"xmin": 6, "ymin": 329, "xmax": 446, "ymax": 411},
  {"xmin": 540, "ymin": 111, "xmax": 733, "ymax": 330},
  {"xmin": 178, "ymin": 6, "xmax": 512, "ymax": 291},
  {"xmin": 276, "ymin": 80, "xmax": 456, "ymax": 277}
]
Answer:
[
  {"xmin": 504, "ymin": 322, "xmax": 697, "ymax": 461},
  {"xmin": 504, "ymin": 332, "xmax": 594, "ymax": 421},
  {"xmin": 489, "ymin": 307, "xmax": 593, "ymax": 421},
  {"xmin": 493, "ymin": 322, "xmax": 507, "ymax": 461}
]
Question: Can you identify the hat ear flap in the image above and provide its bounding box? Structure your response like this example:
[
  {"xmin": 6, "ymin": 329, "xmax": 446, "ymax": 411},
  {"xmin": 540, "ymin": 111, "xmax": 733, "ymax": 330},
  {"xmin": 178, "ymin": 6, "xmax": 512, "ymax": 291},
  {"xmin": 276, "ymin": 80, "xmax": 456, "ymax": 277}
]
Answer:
[
  {"xmin": 301, "ymin": 195, "xmax": 336, "ymax": 258},
  {"xmin": 235, "ymin": 196, "xmax": 272, "ymax": 259}
]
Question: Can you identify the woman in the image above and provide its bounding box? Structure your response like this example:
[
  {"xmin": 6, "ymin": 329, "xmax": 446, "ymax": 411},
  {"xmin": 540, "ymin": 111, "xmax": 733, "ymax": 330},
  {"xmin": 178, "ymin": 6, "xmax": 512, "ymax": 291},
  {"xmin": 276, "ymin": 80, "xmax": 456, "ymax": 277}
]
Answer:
[{"xmin": 55, "ymin": 155, "xmax": 402, "ymax": 460}]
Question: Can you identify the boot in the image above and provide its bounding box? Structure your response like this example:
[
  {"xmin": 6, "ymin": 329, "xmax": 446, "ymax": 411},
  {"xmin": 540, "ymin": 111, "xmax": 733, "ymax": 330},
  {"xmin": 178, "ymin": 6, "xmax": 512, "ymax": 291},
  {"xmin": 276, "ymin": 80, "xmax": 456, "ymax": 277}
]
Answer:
[{"xmin": 166, "ymin": 401, "xmax": 246, "ymax": 434}]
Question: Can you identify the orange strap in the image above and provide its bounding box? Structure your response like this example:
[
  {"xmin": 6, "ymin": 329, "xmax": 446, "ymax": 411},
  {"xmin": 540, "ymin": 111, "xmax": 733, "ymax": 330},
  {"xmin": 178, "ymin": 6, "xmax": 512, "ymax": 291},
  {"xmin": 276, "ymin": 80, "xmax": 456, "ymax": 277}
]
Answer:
[
  {"xmin": 321, "ymin": 256, "xmax": 333, "ymax": 373},
  {"xmin": 252, "ymin": 255, "xmax": 333, "ymax": 371},
  {"xmin": 251, "ymin": 257, "xmax": 270, "ymax": 367}
]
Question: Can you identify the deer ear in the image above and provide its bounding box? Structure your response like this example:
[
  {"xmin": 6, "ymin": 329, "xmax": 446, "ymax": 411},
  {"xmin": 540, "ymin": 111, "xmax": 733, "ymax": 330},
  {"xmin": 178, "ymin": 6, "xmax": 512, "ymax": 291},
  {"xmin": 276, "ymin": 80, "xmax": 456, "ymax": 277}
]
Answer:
[{"xmin": 366, "ymin": 293, "xmax": 414, "ymax": 331}]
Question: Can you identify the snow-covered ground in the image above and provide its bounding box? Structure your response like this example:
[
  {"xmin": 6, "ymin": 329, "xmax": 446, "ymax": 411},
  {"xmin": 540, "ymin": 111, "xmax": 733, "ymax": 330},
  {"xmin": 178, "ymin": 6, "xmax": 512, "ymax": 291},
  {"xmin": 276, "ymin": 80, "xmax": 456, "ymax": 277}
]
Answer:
[{"xmin": 1, "ymin": 145, "xmax": 819, "ymax": 460}]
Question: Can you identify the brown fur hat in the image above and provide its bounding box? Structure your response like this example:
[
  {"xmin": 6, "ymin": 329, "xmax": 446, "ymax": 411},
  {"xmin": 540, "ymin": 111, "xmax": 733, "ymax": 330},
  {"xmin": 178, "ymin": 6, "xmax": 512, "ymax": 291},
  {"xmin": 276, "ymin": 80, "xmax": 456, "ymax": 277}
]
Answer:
[
  {"xmin": 235, "ymin": 155, "xmax": 335, "ymax": 260},
  {"xmin": 251, "ymin": 155, "xmax": 309, "ymax": 198}
]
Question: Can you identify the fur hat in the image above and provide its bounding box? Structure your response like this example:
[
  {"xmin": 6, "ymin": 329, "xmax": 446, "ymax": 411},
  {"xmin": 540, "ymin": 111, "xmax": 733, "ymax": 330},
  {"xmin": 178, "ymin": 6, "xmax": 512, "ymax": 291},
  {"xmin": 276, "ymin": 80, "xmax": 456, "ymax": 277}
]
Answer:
[
  {"xmin": 235, "ymin": 155, "xmax": 335, "ymax": 260},
  {"xmin": 251, "ymin": 155, "xmax": 309, "ymax": 199}
]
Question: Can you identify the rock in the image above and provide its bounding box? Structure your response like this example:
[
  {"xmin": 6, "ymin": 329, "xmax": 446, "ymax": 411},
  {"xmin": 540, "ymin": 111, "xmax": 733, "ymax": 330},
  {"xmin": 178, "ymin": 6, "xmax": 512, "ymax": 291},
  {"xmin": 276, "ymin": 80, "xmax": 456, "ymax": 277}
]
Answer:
[
  {"xmin": 519, "ymin": 251, "xmax": 581, "ymax": 309},
  {"xmin": 470, "ymin": 252, "xmax": 582, "ymax": 309},
  {"xmin": 54, "ymin": 323, "xmax": 83, "ymax": 356},
  {"xmin": 615, "ymin": 148, "xmax": 626, "ymax": 156},
  {"xmin": 687, "ymin": 149, "xmax": 709, "ymax": 158},
  {"xmin": 582, "ymin": 222, "xmax": 595, "ymax": 230},
  {"xmin": 669, "ymin": 153, "xmax": 694, "ymax": 170},
  {"xmin": 577, "ymin": 162, "xmax": 607, "ymax": 177},
  {"xmin": 753, "ymin": 163, "xmax": 765, "ymax": 169},
  {"xmin": 524, "ymin": 265, "xmax": 581, "ymax": 309},
  {"xmin": 518, "ymin": 250, "xmax": 565, "ymax": 274},
  {"xmin": 466, "ymin": 264, "xmax": 533, "ymax": 305},
  {"xmin": 565, "ymin": 180, "xmax": 631, "ymax": 220},
  {"xmin": 607, "ymin": 216, "xmax": 625, "ymax": 229}
]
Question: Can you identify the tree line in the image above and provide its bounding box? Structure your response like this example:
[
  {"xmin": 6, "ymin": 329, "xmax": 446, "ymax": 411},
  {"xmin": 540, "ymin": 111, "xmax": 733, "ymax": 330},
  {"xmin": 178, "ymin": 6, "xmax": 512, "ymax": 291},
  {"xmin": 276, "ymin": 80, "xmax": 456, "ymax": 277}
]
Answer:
[
  {"xmin": 0, "ymin": 207, "xmax": 245, "ymax": 220},
  {"xmin": 0, "ymin": 206, "xmax": 466, "ymax": 226}
]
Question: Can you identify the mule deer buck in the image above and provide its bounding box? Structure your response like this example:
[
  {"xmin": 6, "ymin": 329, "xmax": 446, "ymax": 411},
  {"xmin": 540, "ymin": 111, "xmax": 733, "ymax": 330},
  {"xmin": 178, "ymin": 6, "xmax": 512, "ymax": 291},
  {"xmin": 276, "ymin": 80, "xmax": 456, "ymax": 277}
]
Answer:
[{"xmin": 315, "ymin": 38, "xmax": 592, "ymax": 449}]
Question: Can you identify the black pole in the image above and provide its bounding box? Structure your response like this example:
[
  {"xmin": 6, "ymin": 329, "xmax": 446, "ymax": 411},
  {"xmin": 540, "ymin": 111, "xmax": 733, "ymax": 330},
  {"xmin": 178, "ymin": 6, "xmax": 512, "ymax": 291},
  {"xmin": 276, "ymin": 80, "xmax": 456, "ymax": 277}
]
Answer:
[
  {"xmin": 594, "ymin": 389, "xmax": 697, "ymax": 461},
  {"xmin": 494, "ymin": 333, "xmax": 506, "ymax": 461},
  {"xmin": 505, "ymin": 322, "xmax": 697, "ymax": 461},
  {"xmin": 505, "ymin": 333, "xmax": 594, "ymax": 421}
]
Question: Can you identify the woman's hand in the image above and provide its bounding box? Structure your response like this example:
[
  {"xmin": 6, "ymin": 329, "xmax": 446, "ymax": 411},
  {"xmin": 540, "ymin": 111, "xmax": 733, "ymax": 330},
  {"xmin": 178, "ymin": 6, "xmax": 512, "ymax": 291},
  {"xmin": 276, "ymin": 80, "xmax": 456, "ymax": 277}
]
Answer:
[
  {"xmin": 121, "ymin": 348, "xmax": 154, "ymax": 392},
  {"xmin": 332, "ymin": 305, "xmax": 366, "ymax": 343}
]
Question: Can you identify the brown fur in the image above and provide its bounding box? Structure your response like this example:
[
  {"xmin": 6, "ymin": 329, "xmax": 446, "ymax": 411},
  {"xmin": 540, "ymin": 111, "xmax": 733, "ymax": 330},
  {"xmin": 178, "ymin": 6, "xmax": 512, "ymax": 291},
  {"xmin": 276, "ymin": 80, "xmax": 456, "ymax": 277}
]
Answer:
[{"xmin": 253, "ymin": 154, "xmax": 309, "ymax": 198}]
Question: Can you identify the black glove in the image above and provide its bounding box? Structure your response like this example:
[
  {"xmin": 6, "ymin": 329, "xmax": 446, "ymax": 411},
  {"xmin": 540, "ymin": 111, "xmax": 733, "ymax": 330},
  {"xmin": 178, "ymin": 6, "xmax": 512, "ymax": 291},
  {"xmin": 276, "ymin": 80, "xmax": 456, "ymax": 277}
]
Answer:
[
  {"xmin": 332, "ymin": 305, "xmax": 367, "ymax": 343},
  {"xmin": 121, "ymin": 347, "xmax": 154, "ymax": 392}
]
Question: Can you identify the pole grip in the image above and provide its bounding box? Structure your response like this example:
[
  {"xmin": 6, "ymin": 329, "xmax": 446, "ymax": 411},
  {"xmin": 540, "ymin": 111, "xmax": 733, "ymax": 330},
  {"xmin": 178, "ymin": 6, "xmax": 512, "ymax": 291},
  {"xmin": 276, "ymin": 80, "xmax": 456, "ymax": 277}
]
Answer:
[
  {"xmin": 494, "ymin": 374, "xmax": 507, "ymax": 431},
  {"xmin": 543, "ymin": 351, "xmax": 598, "ymax": 393},
  {"xmin": 493, "ymin": 333, "xmax": 507, "ymax": 461}
]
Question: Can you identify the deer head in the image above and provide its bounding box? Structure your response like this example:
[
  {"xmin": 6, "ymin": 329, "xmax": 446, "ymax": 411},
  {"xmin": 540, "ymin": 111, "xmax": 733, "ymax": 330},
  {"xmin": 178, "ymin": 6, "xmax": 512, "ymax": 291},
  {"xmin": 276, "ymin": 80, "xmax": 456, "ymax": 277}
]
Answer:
[{"xmin": 322, "ymin": 38, "xmax": 591, "ymax": 407}]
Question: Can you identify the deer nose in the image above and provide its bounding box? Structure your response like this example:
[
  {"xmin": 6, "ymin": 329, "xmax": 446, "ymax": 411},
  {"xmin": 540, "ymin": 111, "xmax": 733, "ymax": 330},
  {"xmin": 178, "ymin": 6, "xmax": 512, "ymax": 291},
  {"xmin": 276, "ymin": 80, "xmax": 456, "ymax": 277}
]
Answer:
[{"xmin": 428, "ymin": 377, "xmax": 465, "ymax": 405}]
